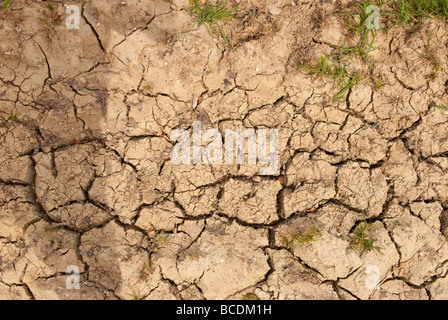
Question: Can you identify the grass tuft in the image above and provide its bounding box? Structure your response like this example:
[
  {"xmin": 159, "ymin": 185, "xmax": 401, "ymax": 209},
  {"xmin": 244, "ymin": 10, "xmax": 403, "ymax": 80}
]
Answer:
[
  {"xmin": 187, "ymin": 253, "xmax": 199, "ymax": 260},
  {"xmin": 393, "ymin": 0, "xmax": 448, "ymax": 24},
  {"xmin": 300, "ymin": 55, "xmax": 361, "ymax": 103},
  {"xmin": 127, "ymin": 286, "xmax": 140, "ymax": 300},
  {"xmin": 281, "ymin": 226, "xmax": 322, "ymax": 248},
  {"xmin": 421, "ymin": 32, "xmax": 442, "ymax": 80},
  {"xmin": 372, "ymin": 73, "xmax": 384, "ymax": 91},
  {"xmin": 300, "ymin": 0, "xmax": 385, "ymax": 103},
  {"xmin": 155, "ymin": 231, "xmax": 169, "ymax": 249},
  {"xmin": 8, "ymin": 114, "xmax": 19, "ymax": 122},
  {"xmin": 352, "ymin": 221, "xmax": 381, "ymax": 252},
  {"xmin": 142, "ymin": 83, "xmax": 153, "ymax": 92},
  {"xmin": 186, "ymin": 0, "xmax": 240, "ymax": 49}
]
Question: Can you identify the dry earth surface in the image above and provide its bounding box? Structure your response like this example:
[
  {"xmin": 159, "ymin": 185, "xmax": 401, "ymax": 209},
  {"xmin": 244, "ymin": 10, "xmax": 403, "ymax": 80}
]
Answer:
[{"xmin": 1, "ymin": 0, "xmax": 448, "ymax": 300}]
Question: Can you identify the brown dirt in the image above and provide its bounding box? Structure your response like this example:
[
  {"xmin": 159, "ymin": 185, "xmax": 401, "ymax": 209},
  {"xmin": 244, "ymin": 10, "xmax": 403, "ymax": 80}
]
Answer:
[{"xmin": 1, "ymin": 0, "xmax": 448, "ymax": 300}]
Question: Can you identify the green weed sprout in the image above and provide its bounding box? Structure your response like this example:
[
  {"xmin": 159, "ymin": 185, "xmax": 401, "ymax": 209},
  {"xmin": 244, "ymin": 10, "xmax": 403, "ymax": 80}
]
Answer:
[
  {"xmin": 352, "ymin": 221, "xmax": 381, "ymax": 252},
  {"xmin": 187, "ymin": 0, "xmax": 240, "ymax": 49}
]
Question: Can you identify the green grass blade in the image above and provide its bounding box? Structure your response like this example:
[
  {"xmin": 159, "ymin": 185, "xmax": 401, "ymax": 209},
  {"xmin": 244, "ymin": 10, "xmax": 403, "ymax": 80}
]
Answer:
[{"xmin": 219, "ymin": 24, "xmax": 234, "ymax": 50}]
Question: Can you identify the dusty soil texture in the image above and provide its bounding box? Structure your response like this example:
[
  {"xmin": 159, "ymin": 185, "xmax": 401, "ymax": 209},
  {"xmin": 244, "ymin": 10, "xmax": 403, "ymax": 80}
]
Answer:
[{"xmin": 1, "ymin": 0, "xmax": 448, "ymax": 300}]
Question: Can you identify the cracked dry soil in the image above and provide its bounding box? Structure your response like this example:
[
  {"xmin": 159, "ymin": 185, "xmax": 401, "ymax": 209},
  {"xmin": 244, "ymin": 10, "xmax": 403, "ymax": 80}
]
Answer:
[{"xmin": 1, "ymin": 0, "xmax": 448, "ymax": 300}]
